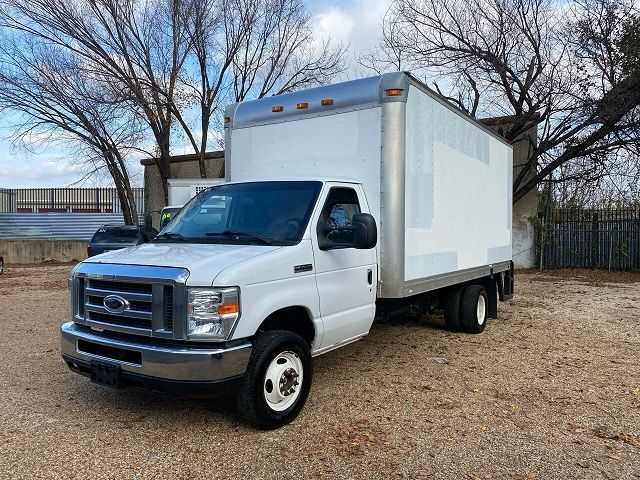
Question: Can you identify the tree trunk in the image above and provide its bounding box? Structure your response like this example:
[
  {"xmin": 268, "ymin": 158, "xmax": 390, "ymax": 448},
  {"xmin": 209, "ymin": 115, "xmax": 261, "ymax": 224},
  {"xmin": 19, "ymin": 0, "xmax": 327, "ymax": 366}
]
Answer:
[
  {"xmin": 198, "ymin": 107, "xmax": 209, "ymax": 178},
  {"xmin": 116, "ymin": 186, "xmax": 137, "ymax": 225},
  {"xmin": 198, "ymin": 150, "xmax": 207, "ymax": 178},
  {"xmin": 157, "ymin": 141, "xmax": 172, "ymax": 206}
]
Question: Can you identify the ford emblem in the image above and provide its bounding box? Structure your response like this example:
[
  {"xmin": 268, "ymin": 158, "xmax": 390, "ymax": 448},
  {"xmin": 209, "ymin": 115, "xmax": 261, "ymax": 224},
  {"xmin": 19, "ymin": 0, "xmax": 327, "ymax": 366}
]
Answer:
[{"xmin": 103, "ymin": 295, "xmax": 130, "ymax": 314}]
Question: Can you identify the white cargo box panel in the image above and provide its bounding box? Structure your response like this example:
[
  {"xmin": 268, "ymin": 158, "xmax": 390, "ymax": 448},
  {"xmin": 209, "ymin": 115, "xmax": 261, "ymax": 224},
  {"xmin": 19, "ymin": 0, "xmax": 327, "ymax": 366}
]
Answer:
[{"xmin": 224, "ymin": 72, "xmax": 513, "ymax": 298}]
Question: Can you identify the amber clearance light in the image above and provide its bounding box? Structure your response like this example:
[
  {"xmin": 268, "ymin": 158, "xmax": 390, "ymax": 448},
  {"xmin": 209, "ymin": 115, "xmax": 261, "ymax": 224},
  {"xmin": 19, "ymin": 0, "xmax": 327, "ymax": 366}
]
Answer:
[
  {"xmin": 296, "ymin": 102, "xmax": 309, "ymax": 110},
  {"xmin": 272, "ymin": 105, "xmax": 284, "ymax": 113},
  {"xmin": 385, "ymin": 88, "xmax": 404, "ymax": 97}
]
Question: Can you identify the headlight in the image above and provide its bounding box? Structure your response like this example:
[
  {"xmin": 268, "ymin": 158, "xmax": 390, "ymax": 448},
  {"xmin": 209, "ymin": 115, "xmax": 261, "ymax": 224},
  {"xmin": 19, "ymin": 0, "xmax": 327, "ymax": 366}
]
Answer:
[{"xmin": 187, "ymin": 287, "xmax": 240, "ymax": 340}]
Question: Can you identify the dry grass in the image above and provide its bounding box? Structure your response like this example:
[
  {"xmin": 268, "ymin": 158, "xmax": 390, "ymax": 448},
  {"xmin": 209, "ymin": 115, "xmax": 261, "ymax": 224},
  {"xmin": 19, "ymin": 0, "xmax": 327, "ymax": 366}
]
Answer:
[
  {"xmin": 0, "ymin": 265, "xmax": 639, "ymax": 479},
  {"xmin": 523, "ymin": 268, "xmax": 640, "ymax": 286}
]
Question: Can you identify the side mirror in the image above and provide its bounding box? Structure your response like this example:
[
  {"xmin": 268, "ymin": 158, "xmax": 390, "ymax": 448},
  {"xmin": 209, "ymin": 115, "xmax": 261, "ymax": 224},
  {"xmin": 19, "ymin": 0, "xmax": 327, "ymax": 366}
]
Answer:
[{"xmin": 352, "ymin": 213, "xmax": 377, "ymax": 249}]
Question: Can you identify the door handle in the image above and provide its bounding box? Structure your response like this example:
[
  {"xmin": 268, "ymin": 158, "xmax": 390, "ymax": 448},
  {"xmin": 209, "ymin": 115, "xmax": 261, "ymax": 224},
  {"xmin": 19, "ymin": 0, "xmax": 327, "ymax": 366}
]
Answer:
[{"xmin": 367, "ymin": 269, "xmax": 373, "ymax": 285}]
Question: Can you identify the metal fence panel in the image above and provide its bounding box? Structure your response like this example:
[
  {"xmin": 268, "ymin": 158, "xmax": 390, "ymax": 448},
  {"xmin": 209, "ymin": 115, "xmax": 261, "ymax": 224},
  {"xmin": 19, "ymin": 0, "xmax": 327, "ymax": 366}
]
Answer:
[
  {"xmin": 0, "ymin": 187, "xmax": 144, "ymax": 214},
  {"xmin": 540, "ymin": 207, "xmax": 640, "ymax": 271},
  {"xmin": 0, "ymin": 213, "xmax": 145, "ymax": 240}
]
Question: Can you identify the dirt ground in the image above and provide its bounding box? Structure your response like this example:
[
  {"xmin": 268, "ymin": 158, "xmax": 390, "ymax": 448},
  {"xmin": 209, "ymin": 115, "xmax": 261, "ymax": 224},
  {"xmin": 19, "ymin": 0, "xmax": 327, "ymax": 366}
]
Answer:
[{"xmin": 0, "ymin": 265, "xmax": 639, "ymax": 480}]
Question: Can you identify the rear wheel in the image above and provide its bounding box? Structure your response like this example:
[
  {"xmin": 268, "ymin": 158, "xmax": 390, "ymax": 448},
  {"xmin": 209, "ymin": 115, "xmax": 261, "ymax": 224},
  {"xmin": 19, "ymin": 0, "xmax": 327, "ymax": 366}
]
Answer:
[
  {"xmin": 237, "ymin": 330, "xmax": 312, "ymax": 429},
  {"xmin": 460, "ymin": 285, "xmax": 488, "ymax": 334},
  {"xmin": 444, "ymin": 287, "xmax": 463, "ymax": 331}
]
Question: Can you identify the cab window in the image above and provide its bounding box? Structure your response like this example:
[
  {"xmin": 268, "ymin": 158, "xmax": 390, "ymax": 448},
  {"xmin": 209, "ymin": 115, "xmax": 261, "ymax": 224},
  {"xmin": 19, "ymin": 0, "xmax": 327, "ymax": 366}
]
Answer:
[{"xmin": 317, "ymin": 187, "xmax": 361, "ymax": 249}]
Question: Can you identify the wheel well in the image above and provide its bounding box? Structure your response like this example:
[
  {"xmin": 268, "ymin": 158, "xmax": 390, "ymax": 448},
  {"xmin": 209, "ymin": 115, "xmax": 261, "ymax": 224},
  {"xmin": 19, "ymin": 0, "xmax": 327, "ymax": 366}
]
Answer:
[{"xmin": 258, "ymin": 306, "xmax": 315, "ymax": 345}]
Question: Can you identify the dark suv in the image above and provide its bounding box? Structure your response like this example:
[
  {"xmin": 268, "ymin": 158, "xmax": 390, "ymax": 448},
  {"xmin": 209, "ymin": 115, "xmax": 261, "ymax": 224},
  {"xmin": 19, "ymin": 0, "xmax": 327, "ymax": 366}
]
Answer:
[{"xmin": 87, "ymin": 225, "xmax": 152, "ymax": 258}]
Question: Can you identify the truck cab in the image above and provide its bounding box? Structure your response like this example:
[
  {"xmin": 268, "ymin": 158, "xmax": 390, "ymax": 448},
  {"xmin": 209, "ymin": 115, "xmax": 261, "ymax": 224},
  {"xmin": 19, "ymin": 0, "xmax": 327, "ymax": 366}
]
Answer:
[{"xmin": 62, "ymin": 179, "xmax": 379, "ymax": 428}]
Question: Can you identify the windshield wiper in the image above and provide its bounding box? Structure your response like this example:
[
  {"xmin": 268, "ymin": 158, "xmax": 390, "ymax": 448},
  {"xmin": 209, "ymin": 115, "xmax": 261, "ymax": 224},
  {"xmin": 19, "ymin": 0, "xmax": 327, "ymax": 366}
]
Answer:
[
  {"xmin": 207, "ymin": 230, "xmax": 273, "ymax": 245},
  {"xmin": 154, "ymin": 232, "xmax": 186, "ymax": 242}
]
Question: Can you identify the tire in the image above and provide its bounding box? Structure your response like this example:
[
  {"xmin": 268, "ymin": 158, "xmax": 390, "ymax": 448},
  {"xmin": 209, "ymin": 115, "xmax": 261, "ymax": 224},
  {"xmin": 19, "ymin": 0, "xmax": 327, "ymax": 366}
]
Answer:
[
  {"xmin": 460, "ymin": 284, "xmax": 488, "ymax": 334},
  {"xmin": 0, "ymin": 258, "xmax": 4, "ymax": 274},
  {"xmin": 444, "ymin": 287, "xmax": 463, "ymax": 331},
  {"xmin": 237, "ymin": 330, "xmax": 312, "ymax": 429}
]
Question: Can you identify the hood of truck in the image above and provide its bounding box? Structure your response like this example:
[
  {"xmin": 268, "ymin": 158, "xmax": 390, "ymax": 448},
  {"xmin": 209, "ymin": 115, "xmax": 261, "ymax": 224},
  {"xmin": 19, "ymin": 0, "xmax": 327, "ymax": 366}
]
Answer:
[{"xmin": 84, "ymin": 242, "xmax": 281, "ymax": 286}]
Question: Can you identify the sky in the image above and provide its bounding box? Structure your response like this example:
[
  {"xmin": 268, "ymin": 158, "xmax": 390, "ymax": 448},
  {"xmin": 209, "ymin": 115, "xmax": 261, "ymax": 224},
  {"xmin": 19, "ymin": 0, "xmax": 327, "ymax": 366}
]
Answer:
[{"xmin": 0, "ymin": 0, "xmax": 391, "ymax": 189}]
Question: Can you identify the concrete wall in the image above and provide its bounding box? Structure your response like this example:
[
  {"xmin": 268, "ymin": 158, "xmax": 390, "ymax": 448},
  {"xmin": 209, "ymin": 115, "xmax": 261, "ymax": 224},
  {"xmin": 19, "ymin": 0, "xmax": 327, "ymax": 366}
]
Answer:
[
  {"xmin": 511, "ymin": 135, "xmax": 538, "ymax": 269},
  {"xmin": 143, "ymin": 155, "xmax": 224, "ymax": 230},
  {"xmin": 482, "ymin": 120, "xmax": 538, "ymax": 269},
  {"xmin": 0, "ymin": 239, "xmax": 87, "ymax": 264}
]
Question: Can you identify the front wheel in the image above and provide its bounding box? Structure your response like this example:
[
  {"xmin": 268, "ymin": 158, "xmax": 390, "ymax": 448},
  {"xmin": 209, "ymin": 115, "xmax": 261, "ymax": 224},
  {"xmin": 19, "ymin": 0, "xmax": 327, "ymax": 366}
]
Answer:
[{"xmin": 237, "ymin": 330, "xmax": 312, "ymax": 429}]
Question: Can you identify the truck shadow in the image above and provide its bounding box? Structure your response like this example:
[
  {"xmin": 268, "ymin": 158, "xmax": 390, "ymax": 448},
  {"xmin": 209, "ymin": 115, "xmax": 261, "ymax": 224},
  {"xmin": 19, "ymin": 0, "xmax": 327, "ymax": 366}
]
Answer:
[{"xmin": 63, "ymin": 312, "xmax": 451, "ymax": 427}]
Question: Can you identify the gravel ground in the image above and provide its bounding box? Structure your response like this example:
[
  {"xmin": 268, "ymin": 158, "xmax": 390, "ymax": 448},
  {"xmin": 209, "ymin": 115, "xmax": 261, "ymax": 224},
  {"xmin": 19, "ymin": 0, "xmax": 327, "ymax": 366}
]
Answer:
[{"xmin": 0, "ymin": 264, "xmax": 639, "ymax": 479}]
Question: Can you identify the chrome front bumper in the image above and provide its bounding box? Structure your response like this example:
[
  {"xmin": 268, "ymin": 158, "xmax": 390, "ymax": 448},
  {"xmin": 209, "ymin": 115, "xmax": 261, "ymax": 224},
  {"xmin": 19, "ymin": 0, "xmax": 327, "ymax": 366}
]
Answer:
[{"xmin": 60, "ymin": 322, "xmax": 252, "ymax": 383}]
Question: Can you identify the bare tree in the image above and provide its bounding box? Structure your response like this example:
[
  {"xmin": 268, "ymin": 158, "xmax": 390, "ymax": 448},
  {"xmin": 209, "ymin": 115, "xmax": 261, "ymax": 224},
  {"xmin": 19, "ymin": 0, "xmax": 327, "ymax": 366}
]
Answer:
[
  {"xmin": 0, "ymin": 0, "xmax": 193, "ymax": 204},
  {"xmin": 1, "ymin": 0, "xmax": 343, "ymax": 195},
  {"xmin": 0, "ymin": 38, "xmax": 142, "ymax": 223},
  {"xmin": 178, "ymin": 0, "xmax": 344, "ymax": 178},
  {"xmin": 369, "ymin": 0, "xmax": 640, "ymax": 204}
]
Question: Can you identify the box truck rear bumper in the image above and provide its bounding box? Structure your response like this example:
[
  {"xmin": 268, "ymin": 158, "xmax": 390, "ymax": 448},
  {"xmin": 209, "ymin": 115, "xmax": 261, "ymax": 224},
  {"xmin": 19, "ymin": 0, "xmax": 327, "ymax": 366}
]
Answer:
[{"xmin": 61, "ymin": 322, "xmax": 252, "ymax": 387}]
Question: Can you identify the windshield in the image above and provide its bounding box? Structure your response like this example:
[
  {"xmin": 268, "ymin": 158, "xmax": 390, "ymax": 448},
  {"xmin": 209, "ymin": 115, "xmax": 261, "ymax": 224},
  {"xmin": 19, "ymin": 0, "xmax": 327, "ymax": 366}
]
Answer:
[
  {"xmin": 156, "ymin": 181, "xmax": 322, "ymax": 245},
  {"xmin": 92, "ymin": 227, "xmax": 141, "ymax": 244}
]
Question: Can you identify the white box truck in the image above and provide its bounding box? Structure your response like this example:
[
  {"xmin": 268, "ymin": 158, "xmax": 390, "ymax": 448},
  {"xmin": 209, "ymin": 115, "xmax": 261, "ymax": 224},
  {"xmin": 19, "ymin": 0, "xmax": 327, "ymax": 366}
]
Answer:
[{"xmin": 61, "ymin": 72, "xmax": 514, "ymax": 429}]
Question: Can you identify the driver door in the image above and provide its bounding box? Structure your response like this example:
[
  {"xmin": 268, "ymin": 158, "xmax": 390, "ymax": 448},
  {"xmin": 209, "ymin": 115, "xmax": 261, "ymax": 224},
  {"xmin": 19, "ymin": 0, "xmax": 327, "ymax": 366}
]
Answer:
[{"xmin": 312, "ymin": 184, "xmax": 377, "ymax": 351}]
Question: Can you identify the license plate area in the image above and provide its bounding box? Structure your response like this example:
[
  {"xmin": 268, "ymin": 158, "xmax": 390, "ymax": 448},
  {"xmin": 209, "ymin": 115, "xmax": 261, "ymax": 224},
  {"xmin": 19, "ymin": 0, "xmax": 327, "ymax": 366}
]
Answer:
[
  {"xmin": 90, "ymin": 361, "xmax": 121, "ymax": 387},
  {"xmin": 78, "ymin": 339, "xmax": 142, "ymax": 365}
]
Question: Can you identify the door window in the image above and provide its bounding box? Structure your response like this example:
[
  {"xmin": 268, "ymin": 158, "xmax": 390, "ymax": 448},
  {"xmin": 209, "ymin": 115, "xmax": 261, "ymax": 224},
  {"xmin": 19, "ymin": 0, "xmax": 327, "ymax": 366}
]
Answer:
[{"xmin": 317, "ymin": 187, "xmax": 361, "ymax": 249}]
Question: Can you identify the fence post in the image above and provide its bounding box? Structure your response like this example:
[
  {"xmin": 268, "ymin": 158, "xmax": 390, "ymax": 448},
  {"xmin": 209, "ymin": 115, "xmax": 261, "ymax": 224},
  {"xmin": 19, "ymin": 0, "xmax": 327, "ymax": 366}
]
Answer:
[
  {"xmin": 591, "ymin": 211, "xmax": 598, "ymax": 269},
  {"xmin": 539, "ymin": 212, "xmax": 545, "ymax": 272}
]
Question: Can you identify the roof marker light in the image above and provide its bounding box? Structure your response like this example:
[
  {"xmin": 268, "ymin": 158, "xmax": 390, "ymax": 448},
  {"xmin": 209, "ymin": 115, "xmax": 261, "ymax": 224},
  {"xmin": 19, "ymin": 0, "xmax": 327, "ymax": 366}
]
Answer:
[
  {"xmin": 296, "ymin": 102, "xmax": 309, "ymax": 110},
  {"xmin": 272, "ymin": 105, "xmax": 284, "ymax": 113},
  {"xmin": 385, "ymin": 88, "xmax": 404, "ymax": 97},
  {"xmin": 224, "ymin": 116, "xmax": 231, "ymax": 124},
  {"xmin": 321, "ymin": 98, "xmax": 334, "ymax": 106}
]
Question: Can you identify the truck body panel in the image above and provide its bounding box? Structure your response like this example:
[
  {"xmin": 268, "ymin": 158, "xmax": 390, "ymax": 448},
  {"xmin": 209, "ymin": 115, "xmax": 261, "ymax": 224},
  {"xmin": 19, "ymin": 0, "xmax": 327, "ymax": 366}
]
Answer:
[
  {"xmin": 403, "ymin": 84, "xmax": 512, "ymax": 283},
  {"xmin": 225, "ymin": 72, "xmax": 513, "ymax": 299}
]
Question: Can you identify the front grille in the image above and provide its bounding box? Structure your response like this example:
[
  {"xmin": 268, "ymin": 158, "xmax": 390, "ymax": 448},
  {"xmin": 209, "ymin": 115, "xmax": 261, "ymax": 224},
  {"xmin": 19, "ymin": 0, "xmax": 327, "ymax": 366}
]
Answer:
[
  {"xmin": 89, "ymin": 279, "xmax": 153, "ymax": 295},
  {"xmin": 163, "ymin": 286, "xmax": 174, "ymax": 331},
  {"xmin": 72, "ymin": 264, "xmax": 187, "ymax": 340},
  {"xmin": 78, "ymin": 278, "xmax": 86, "ymax": 317},
  {"xmin": 87, "ymin": 311, "xmax": 152, "ymax": 330},
  {"xmin": 82, "ymin": 278, "xmax": 160, "ymax": 334}
]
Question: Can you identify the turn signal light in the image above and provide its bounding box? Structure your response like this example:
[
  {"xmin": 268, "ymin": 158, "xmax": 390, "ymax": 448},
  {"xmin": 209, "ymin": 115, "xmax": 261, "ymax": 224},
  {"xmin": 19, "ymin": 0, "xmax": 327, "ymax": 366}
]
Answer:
[
  {"xmin": 272, "ymin": 105, "xmax": 284, "ymax": 113},
  {"xmin": 218, "ymin": 303, "xmax": 239, "ymax": 315},
  {"xmin": 385, "ymin": 88, "xmax": 404, "ymax": 97}
]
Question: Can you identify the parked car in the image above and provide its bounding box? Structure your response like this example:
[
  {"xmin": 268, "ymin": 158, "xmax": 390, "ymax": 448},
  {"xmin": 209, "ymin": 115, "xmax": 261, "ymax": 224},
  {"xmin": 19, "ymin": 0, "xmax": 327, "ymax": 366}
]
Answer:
[
  {"xmin": 87, "ymin": 225, "xmax": 152, "ymax": 258},
  {"xmin": 62, "ymin": 72, "xmax": 514, "ymax": 429}
]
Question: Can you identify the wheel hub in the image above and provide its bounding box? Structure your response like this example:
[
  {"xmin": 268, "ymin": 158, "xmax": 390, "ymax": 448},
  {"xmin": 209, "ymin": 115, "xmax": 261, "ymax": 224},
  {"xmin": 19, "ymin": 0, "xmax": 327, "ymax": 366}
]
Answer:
[
  {"xmin": 279, "ymin": 368, "xmax": 300, "ymax": 396},
  {"xmin": 477, "ymin": 294, "xmax": 486, "ymax": 325},
  {"xmin": 264, "ymin": 351, "xmax": 304, "ymax": 412}
]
